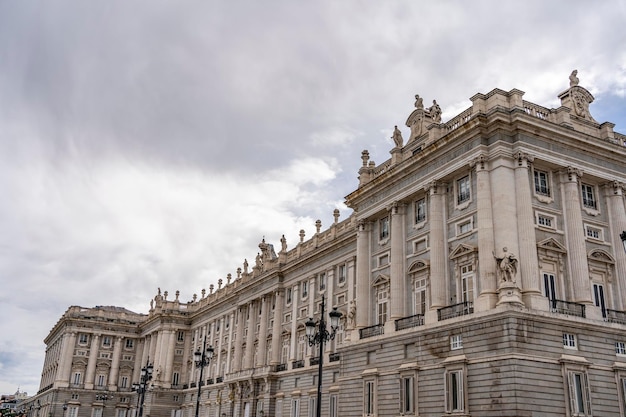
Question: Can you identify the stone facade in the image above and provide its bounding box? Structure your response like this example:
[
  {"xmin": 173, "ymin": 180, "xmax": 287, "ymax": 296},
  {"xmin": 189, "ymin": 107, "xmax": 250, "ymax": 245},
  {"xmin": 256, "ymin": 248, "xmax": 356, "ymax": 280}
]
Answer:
[{"xmin": 23, "ymin": 72, "xmax": 626, "ymax": 417}]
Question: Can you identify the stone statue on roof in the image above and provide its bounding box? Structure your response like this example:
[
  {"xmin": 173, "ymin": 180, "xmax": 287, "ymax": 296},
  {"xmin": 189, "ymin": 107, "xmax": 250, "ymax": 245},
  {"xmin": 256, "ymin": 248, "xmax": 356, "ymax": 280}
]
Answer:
[
  {"xmin": 569, "ymin": 69, "xmax": 579, "ymax": 87},
  {"xmin": 430, "ymin": 100, "xmax": 442, "ymax": 123},
  {"xmin": 391, "ymin": 125, "xmax": 403, "ymax": 147}
]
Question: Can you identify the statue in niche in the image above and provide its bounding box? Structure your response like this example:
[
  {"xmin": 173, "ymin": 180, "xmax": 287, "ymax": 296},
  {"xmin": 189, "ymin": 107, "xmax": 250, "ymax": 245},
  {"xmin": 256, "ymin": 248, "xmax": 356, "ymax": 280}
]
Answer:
[
  {"xmin": 569, "ymin": 69, "xmax": 579, "ymax": 87},
  {"xmin": 494, "ymin": 247, "xmax": 518, "ymax": 282},
  {"xmin": 430, "ymin": 100, "xmax": 442, "ymax": 123},
  {"xmin": 347, "ymin": 300, "xmax": 357, "ymax": 327},
  {"xmin": 391, "ymin": 125, "xmax": 404, "ymax": 147}
]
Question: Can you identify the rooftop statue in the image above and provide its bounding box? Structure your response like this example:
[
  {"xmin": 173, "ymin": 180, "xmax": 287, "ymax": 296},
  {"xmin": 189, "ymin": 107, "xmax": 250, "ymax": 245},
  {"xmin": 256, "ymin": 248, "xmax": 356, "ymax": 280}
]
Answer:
[{"xmin": 391, "ymin": 125, "xmax": 404, "ymax": 147}]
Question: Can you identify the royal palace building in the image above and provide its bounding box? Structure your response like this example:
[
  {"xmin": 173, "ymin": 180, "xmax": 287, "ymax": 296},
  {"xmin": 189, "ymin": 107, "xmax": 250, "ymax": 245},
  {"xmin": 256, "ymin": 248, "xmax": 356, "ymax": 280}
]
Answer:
[{"xmin": 23, "ymin": 72, "xmax": 626, "ymax": 417}]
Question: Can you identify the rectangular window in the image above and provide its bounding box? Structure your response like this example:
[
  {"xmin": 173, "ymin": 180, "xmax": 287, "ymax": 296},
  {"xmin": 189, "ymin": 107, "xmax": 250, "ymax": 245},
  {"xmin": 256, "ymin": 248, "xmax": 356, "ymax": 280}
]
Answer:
[
  {"xmin": 616, "ymin": 342, "xmax": 626, "ymax": 355},
  {"xmin": 97, "ymin": 374, "xmax": 106, "ymax": 387},
  {"xmin": 568, "ymin": 371, "xmax": 591, "ymax": 416},
  {"xmin": 102, "ymin": 336, "xmax": 112, "ymax": 347},
  {"xmin": 413, "ymin": 238, "xmax": 427, "ymax": 253},
  {"xmin": 319, "ymin": 272, "xmax": 326, "ymax": 291},
  {"xmin": 379, "ymin": 254, "xmax": 389, "ymax": 267},
  {"xmin": 177, "ymin": 331, "xmax": 185, "ymax": 342},
  {"xmin": 585, "ymin": 225, "xmax": 603, "ymax": 241},
  {"xmin": 445, "ymin": 370, "xmax": 464, "ymax": 412},
  {"xmin": 301, "ymin": 281, "xmax": 308, "ymax": 297},
  {"xmin": 364, "ymin": 381, "xmax": 375, "ymax": 416},
  {"xmin": 308, "ymin": 397, "xmax": 316, "ymax": 417},
  {"xmin": 329, "ymin": 395, "xmax": 337, "ymax": 417},
  {"xmin": 415, "ymin": 198, "xmax": 426, "ymax": 223},
  {"xmin": 172, "ymin": 372, "xmax": 180, "ymax": 386},
  {"xmin": 593, "ymin": 283, "xmax": 606, "ymax": 318},
  {"xmin": 563, "ymin": 333, "xmax": 577, "ymax": 349},
  {"xmin": 534, "ymin": 169, "xmax": 550, "ymax": 196},
  {"xmin": 457, "ymin": 176, "xmax": 471, "ymax": 204},
  {"xmin": 543, "ymin": 273, "xmax": 557, "ymax": 302},
  {"xmin": 457, "ymin": 219, "xmax": 473, "ymax": 235},
  {"xmin": 377, "ymin": 288, "xmax": 388, "ymax": 325},
  {"xmin": 120, "ymin": 376, "xmax": 128, "ymax": 388},
  {"xmin": 79, "ymin": 334, "xmax": 89, "ymax": 344},
  {"xmin": 276, "ymin": 399, "xmax": 283, "ymax": 417},
  {"xmin": 286, "ymin": 288, "xmax": 292, "ymax": 304},
  {"xmin": 68, "ymin": 407, "xmax": 79, "ymax": 417},
  {"xmin": 536, "ymin": 213, "xmax": 555, "ymax": 229},
  {"xmin": 93, "ymin": 408, "xmax": 103, "ymax": 417},
  {"xmin": 116, "ymin": 409, "xmax": 125, "ymax": 417},
  {"xmin": 380, "ymin": 217, "xmax": 390, "ymax": 240},
  {"xmin": 291, "ymin": 398, "xmax": 300, "ymax": 417},
  {"xmin": 450, "ymin": 334, "xmax": 463, "ymax": 350},
  {"xmin": 581, "ymin": 184, "xmax": 597, "ymax": 209},
  {"xmin": 73, "ymin": 373, "xmax": 81, "ymax": 385},
  {"xmin": 125, "ymin": 339, "xmax": 134, "ymax": 349},
  {"xmin": 338, "ymin": 265, "xmax": 346, "ymax": 284},
  {"xmin": 461, "ymin": 265, "xmax": 474, "ymax": 303},
  {"xmin": 400, "ymin": 376, "xmax": 414, "ymax": 414},
  {"xmin": 414, "ymin": 277, "xmax": 427, "ymax": 315}
]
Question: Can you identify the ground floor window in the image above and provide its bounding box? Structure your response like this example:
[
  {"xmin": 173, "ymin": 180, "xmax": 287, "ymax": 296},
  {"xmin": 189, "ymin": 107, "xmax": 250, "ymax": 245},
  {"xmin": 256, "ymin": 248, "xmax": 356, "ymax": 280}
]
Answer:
[
  {"xmin": 567, "ymin": 371, "xmax": 591, "ymax": 416},
  {"xmin": 445, "ymin": 369, "xmax": 464, "ymax": 413},
  {"xmin": 400, "ymin": 375, "xmax": 415, "ymax": 414},
  {"xmin": 364, "ymin": 380, "xmax": 376, "ymax": 416}
]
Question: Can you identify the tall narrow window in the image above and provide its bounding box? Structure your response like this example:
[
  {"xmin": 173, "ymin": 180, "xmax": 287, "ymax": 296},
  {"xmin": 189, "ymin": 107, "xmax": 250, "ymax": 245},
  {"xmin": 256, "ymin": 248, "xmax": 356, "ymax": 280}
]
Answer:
[
  {"xmin": 308, "ymin": 397, "xmax": 316, "ymax": 417},
  {"xmin": 96, "ymin": 374, "xmax": 106, "ymax": 387},
  {"xmin": 73, "ymin": 373, "xmax": 81, "ymax": 385},
  {"xmin": 534, "ymin": 169, "xmax": 550, "ymax": 196},
  {"xmin": 93, "ymin": 408, "xmax": 103, "ymax": 417},
  {"xmin": 445, "ymin": 370, "xmax": 464, "ymax": 413},
  {"xmin": 329, "ymin": 395, "xmax": 337, "ymax": 417},
  {"xmin": 291, "ymin": 398, "xmax": 300, "ymax": 417},
  {"xmin": 461, "ymin": 265, "xmax": 474, "ymax": 303},
  {"xmin": 400, "ymin": 376, "xmax": 414, "ymax": 414},
  {"xmin": 568, "ymin": 371, "xmax": 591, "ymax": 416},
  {"xmin": 319, "ymin": 272, "xmax": 326, "ymax": 291},
  {"xmin": 364, "ymin": 381, "xmax": 375, "ymax": 416},
  {"xmin": 414, "ymin": 277, "xmax": 427, "ymax": 315},
  {"xmin": 415, "ymin": 198, "xmax": 426, "ymax": 223},
  {"xmin": 125, "ymin": 339, "xmax": 134, "ymax": 349},
  {"xmin": 68, "ymin": 407, "xmax": 79, "ymax": 417},
  {"xmin": 377, "ymin": 287, "xmax": 388, "ymax": 325},
  {"xmin": 172, "ymin": 372, "xmax": 180, "ymax": 386},
  {"xmin": 380, "ymin": 217, "xmax": 390, "ymax": 240},
  {"xmin": 593, "ymin": 283, "xmax": 606, "ymax": 318},
  {"xmin": 581, "ymin": 184, "xmax": 597, "ymax": 209},
  {"xmin": 301, "ymin": 281, "xmax": 308, "ymax": 298},
  {"xmin": 457, "ymin": 176, "xmax": 471, "ymax": 204},
  {"xmin": 338, "ymin": 265, "xmax": 346, "ymax": 284},
  {"xmin": 120, "ymin": 376, "xmax": 128, "ymax": 388}
]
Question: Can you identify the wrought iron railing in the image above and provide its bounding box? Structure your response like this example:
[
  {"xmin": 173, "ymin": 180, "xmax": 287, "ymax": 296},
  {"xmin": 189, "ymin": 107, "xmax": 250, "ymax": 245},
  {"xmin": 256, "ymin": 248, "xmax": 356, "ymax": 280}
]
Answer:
[
  {"xmin": 359, "ymin": 324, "xmax": 384, "ymax": 339},
  {"xmin": 292, "ymin": 360, "xmax": 304, "ymax": 369},
  {"xmin": 329, "ymin": 353, "xmax": 340, "ymax": 362},
  {"xmin": 607, "ymin": 309, "xmax": 626, "ymax": 324},
  {"xmin": 438, "ymin": 302, "xmax": 474, "ymax": 321},
  {"xmin": 310, "ymin": 357, "xmax": 320, "ymax": 366},
  {"xmin": 272, "ymin": 363, "xmax": 287, "ymax": 372},
  {"xmin": 216, "ymin": 377, "xmax": 223, "ymax": 383},
  {"xmin": 549, "ymin": 299, "xmax": 586, "ymax": 318},
  {"xmin": 395, "ymin": 314, "xmax": 425, "ymax": 330}
]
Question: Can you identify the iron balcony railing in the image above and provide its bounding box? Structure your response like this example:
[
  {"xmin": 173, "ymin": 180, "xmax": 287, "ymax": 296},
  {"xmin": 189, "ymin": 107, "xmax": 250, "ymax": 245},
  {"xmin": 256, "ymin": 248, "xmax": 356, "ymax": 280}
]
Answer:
[
  {"xmin": 292, "ymin": 360, "xmax": 305, "ymax": 369},
  {"xmin": 359, "ymin": 324, "xmax": 384, "ymax": 339},
  {"xmin": 329, "ymin": 352, "xmax": 340, "ymax": 362},
  {"xmin": 395, "ymin": 314, "xmax": 425, "ymax": 330},
  {"xmin": 272, "ymin": 363, "xmax": 287, "ymax": 372},
  {"xmin": 438, "ymin": 301, "xmax": 474, "ymax": 321},
  {"xmin": 549, "ymin": 299, "xmax": 586, "ymax": 318},
  {"xmin": 607, "ymin": 309, "xmax": 626, "ymax": 324}
]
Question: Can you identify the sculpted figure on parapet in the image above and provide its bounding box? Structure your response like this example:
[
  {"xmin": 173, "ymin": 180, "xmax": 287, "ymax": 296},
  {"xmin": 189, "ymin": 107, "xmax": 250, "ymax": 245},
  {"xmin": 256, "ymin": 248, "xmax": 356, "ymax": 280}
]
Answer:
[
  {"xmin": 430, "ymin": 99, "xmax": 442, "ymax": 123},
  {"xmin": 569, "ymin": 69, "xmax": 579, "ymax": 87},
  {"xmin": 391, "ymin": 125, "xmax": 404, "ymax": 147}
]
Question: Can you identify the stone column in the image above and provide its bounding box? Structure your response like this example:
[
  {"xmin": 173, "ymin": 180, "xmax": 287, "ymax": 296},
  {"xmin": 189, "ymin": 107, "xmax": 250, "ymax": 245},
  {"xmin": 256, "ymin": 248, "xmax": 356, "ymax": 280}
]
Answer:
[
  {"xmin": 226, "ymin": 311, "xmax": 235, "ymax": 373},
  {"xmin": 514, "ymin": 153, "xmax": 542, "ymax": 308},
  {"xmin": 390, "ymin": 202, "xmax": 406, "ymax": 319},
  {"xmin": 233, "ymin": 307, "xmax": 245, "ymax": 372},
  {"xmin": 270, "ymin": 291, "xmax": 284, "ymax": 365},
  {"xmin": 84, "ymin": 333, "xmax": 100, "ymax": 389},
  {"xmin": 606, "ymin": 182, "xmax": 626, "ymax": 310},
  {"xmin": 256, "ymin": 296, "xmax": 269, "ymax": 367},
  {"xmin": 561, "ymin": 167, "xmax": 592, "ymax": 304},
  {"xmin": 133, "ymin": 338, "xmax": 145, "ymax": 383},
  {"xmin": 108, "ymin": 336, "xmax": 123, "ymax": 390},
  {"xmin": 244, "ymin": 301, "xmax": 257, "ymax": 369},
  {"xmin": 427, "ymin": 182, "xmax": 446, "ymax": 322},
  {"xmin": 56, "ymin": 332, "xmax": 76, "ymax": 388},
  {"xmin": 289, "ymin": 285, "xmax": 299, "ymax": 361},
  {"xmin": 355, "ymin": 221, "xmax": 371, "ymax": 328},
  {"xmin": 473, "ymin": 156, "xmax": 497, "ymax": 311},
  {"xmin": 164, "ymin": 330, "xmax": 176, "ymax": 386}
]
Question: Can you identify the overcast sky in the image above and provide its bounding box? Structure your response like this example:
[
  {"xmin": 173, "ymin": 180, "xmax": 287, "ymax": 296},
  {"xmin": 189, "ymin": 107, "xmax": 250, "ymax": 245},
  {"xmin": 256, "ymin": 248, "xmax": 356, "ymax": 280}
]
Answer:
[{"xmin": 1, "ymin": 0, "xmax": 625, "ymax": 396}]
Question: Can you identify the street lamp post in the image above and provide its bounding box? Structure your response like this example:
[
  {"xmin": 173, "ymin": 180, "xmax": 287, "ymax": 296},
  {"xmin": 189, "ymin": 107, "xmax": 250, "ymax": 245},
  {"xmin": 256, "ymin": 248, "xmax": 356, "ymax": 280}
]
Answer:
[
  {"xmin": 132, "ymin": 359, "xmax": 154, "ymax": 417},
  {"xmin": 193, "ymin": 335, "xmax": 214, "ymax": 417},
  {"xmin": 305, "ymin": 296, "xmax": 342, "ymax": 417}
]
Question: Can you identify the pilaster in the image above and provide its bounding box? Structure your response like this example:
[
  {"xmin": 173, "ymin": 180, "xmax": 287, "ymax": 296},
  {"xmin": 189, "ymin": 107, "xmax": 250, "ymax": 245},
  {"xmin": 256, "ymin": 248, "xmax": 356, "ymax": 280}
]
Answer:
[
  {"xmin": 390, "ymin": 202, "xmax": 407, "ymax": 319},
  {"xmin": 355, "ymin": 221, "xmax": 371, "ymax": 328}
]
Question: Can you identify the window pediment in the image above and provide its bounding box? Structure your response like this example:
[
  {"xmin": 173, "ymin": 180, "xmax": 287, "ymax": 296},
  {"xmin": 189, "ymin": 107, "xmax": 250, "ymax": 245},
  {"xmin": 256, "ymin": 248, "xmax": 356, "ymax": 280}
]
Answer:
[
  {"xmin": 372, "ymin": 274, "xmax": 390, "ymax": 287},
  {"xmin": 537, "ymin": 237, "xmax": 567, "ymax": 253},
  {"xmin": 408, "ymin": 260, "xmax": 429, "ymax": 273},
  {"xmin": 449, "ymin": 244, "xmax": 476, "ymax": 260}
]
